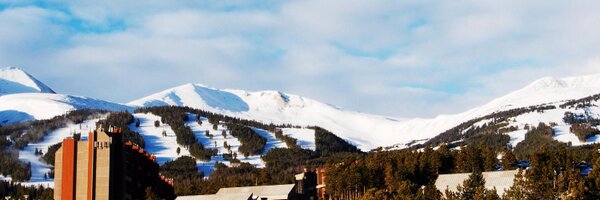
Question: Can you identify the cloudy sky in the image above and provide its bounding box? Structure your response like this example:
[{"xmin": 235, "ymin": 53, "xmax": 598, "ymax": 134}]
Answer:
[{"xmin": 1, "ymin": 0, "xmax": 600, "ymax": 118}]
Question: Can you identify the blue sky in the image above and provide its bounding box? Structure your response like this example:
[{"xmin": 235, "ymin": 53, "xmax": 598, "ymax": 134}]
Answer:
[{"xmin": 1, "ymin": 0, "xmax": 600, "ymax": 118}]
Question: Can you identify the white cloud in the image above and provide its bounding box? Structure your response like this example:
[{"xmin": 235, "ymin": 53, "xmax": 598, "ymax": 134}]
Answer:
[{"xmin": 2, "ymin": 1, "xmax": 600, "ymax": 118}]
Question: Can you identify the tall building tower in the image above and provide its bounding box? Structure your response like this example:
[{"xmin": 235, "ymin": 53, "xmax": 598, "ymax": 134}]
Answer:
[{"xmin": 54, "ymin": 127, "xmax": 175, "ymax": 200}]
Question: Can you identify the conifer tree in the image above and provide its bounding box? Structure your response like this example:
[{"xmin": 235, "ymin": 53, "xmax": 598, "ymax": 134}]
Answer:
[
  {"xmin": 501, "ymin": 148, "xmax": 517, "ymax": 170},
  {"xmin": 459, "ymin": 170, "xmax": 486, "ymax": 200},
  {"xmin": 502, "ymin": 169, "xmax": 528, "ymax": 200}
]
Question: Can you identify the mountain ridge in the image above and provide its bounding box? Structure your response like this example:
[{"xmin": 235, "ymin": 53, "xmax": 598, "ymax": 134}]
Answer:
[
  {"xmin": 127, "ymin": 73, "xmax": 600, "ymax": 150},
  {"xmin": 3, "ymin": 67, "xmax": 600, "ymax": 150},
  {"xmin": 0, "ymin": 67, "xmax": 55, "ymax": 95}
]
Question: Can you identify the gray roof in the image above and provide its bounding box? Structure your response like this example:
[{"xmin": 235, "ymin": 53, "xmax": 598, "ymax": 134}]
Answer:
[
  {"xmin": 435, "ymin": 170, "xmax": 519, "ymax": 196},
  {"xmin": 176, "ymin": 192, "xmax": 252, "ymax": 200},
  {"xmin": 216, "ymin": 184, "xmax": 295, "ymax": 199}
]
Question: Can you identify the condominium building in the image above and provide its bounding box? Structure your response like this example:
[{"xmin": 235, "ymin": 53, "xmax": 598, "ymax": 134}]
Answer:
[{"xmin": 54, "ymin": 127, "xmax": 175, "ymax": 200}]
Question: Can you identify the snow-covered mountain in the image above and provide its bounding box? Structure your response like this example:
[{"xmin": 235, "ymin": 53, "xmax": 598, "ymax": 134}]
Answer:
[
  {"xmin": 0, "ymin": 93, "xmax": 131, "ymax": 125},
  {"xmin": 0, "ymin": 67, "xmax": 131, "ymax": 125},
  {"xmin": 3, "ymin": 66, "xmax": 600, "ymax": 150},
  {"xmin": 0, "ymin": 67, "xmax": 55, "ymax": 95},
  {"xmin": 128, "ymin": 74, "xmax": 600, "ymax": 150}
]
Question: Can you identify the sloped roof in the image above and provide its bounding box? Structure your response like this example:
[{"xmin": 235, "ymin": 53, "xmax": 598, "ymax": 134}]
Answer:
[
  {"xmin": 176, "ymin": 192, "xmax": 252, "ymax": 200},
  {"xmin": 216, "ymin": 184, "xmax": 295, "ymax": 199},
  {"xmin": 435, "ymin": 170, "xmax": 519, "ymax": 196}
]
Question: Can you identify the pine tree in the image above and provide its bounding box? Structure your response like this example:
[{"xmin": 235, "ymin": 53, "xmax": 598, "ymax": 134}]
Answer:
[
  {"xmin": 460, "ymin": 170, "xmax": 486, "ymax": 200},
  {"xmin": 501, "ymin": 148, "xmax": 517, "ymax": 170},
  {"xmin": 135, "ymin": 119, "xmax": 140, "ymax": 127},
  {"xmin": 154, "ymin": 120, "xmax": 160, "ymax": 128},
  {"xmin": 482, "ymin": 145, "xmax": 497, "ymax": 171},
  {"xmin": 503, "ymin": 169, "xmax": 527, "ymax": 200},
  {"xmin": 176, "ymin": 147, "xmax": 181, "ymax": 155},
  {"xmin": 587, "ymin": 156, "xmax": 600, "ymax": 198},
  {"xmin": 222, "ymin": 130, "xmax": 227, "ymax": 138}
]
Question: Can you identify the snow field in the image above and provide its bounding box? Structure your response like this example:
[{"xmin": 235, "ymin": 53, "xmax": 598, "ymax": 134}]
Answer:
[
  {"xmin": 129, "ymin": 113, "xmax": 191, "ymax": 165},
  {"xmin": 6, "ymin": 119, "xmax": 102, "ymax": 188}
]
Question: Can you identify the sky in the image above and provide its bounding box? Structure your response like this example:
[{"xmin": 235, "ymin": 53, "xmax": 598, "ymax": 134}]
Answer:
[{"xmin": 1, "ymin": 0, "xmax": 600, "ymax": 118}]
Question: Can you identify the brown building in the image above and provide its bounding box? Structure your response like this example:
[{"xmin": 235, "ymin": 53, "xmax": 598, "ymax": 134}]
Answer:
[
  {"xmin": 316, "ymin": 168, "xmax": 326, "ymax": 199},
  {"xmin": 54, "ymin": 127, "xmax": 175, "ymax": 200}
]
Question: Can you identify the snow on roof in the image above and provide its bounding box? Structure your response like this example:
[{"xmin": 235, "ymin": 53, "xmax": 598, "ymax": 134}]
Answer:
[
  {"xmin": 435, "ymin": 170, "xmax": 519, "ymax": 196},
  {"xmin": 175, "ymin": 192, "xmax": 252, "ymax": 200},
  {"xmin": 216, "ymin": 184, "xmax": 295, "ymax": 199}
]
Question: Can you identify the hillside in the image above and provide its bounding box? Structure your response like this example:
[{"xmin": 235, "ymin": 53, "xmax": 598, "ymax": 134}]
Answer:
[
  {"xmin": 129, "ymin": 74, "xmax": 600, "ymax": 150},
  {"xmin": 0, "ymin": 67, "xmax": 54, "ymax": 95},
  {"xmin": 0, "ymin": 93, "xmax": 130, "ymax": 125}
]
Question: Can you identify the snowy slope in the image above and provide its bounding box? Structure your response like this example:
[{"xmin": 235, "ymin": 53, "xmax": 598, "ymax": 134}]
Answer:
[
  {"xmin": 129, "ymin": 74, "xmax": 600, "ymax": 150},
  {"xmin": 0, "ymin": 93, "xmax": 131, "ymax": 125},
  {"xmin": 129, "ymin": 113, "xmax": 287, "ymax": 176},
  {"xmin": 129, "ymin": 113, "xmax": 191, "ymax": 165},
  {"xmin": 9, "ymin": 119, "xmax": 102, "ymax": 187},
  {"xmin": 0, "ymin": 67, "xmax": 54, "ymax": 95}
]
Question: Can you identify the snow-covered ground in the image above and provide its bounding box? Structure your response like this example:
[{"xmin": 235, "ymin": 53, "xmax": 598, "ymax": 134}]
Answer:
[
  {"xmin": 488, "ymin": 104, "xmax": 600, "ymax": 148},
  {"xmin": 128, "ymin": 74, "xmax": 600, "ymax": 150},
  {"xmin": 281, "ymin": 128, "xmax": 316, "ymax": 150},
  {"xmin": 0, "ymin": 93, "xmax": 131, "ymax": 126},
  {"xmin": 129, "ymin": 113, "xmax": 191, "ymax": 165},
  {"xmin": 185, "ymin": 113, "xmax": 288, "ymax": 176},
  {"xmin": 0, "ymin": 119, "xmax": 102, "ymax": 188},
  {"xmin": 128, "ymin": 113, "xmax": 292, "ymax": 177}
]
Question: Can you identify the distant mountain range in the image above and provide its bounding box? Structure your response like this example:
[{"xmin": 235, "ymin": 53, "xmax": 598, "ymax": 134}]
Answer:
[{"xmin": 2, "ymin": 67, "xmax": 600, "ymax": 150}]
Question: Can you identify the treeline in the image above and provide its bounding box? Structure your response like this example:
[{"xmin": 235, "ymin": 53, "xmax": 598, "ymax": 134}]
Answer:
[
  {"xmin": 313, "ymin": 126, "xmax": 362, "ymax": 156},
  {"xmin": 166, "ymin": 125, "xmax": 359, "ymax": 196},
  {"xmin": 96, "ymin": 111, "xmax": 146, "ymax": 148},
  {"xmin": 274, "ymin": 129, "xmax": 300, "ymax": 149},
  {"xmin": 425, "ymin": 105, "xmax": 556, "ymax": 148},
  {"xmin": 1, "ymin": 109, "xmax": 108, "ymax": 149},
  {"xmin": 42, "ymin": 142, "xmax": 62, "ymax": 166},
  {"xmin": 140, "ymin": 106, "xmax": 300, "ymax": 132},
  {"xmin": 226, "ymin": 123, "xmax": 266, "ymax": 156},
  {"xmin": 0, "ymin": 110, "xmax": 108, "ymax": 184},
  {"xmin": 135, "ymin": 107, "xmax": 216, "ymax": 161},
  {"xmin": 324, "ymin": 141, "xmax": 600, "ymax": 199},
  {"xmin": 161, "ymin": 157, "xmax": 266, "ymax": 195},
  {"xmin": 0, "ymin": 180, "xmax": 53, "ymax": 200},
  {"xmin": 570, "ymin": 123, "xmax": 600, "ymax": 142},
  {"xmin": 563, "ymin": 111, "xmax": 600, "ymax": 126},
  {"xmin": 513, "ymin": 123, "xmax": 564, "ymax": 160},
  {"xmin": 0, "ymin": 150, "xmax": 31, "ymax": 182},
  {"xmin": 559, "ymin": 92, "xmax": 600, "ymax": 109}
]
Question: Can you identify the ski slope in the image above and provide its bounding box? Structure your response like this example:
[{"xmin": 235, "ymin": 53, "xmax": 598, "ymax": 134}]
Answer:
[
  {"xmin": 281, "ymin": 128, "xmax": 316, "ymax": 150},
  {"xmin": 4, "ymin": 119, "xmax": 101, "ymax": 188},
  {"xmin": 128, "ymin": 113, "xmax": 289, "ymax": 176},
  {"xmin": 185, "ymin": 113, "xmax": 287, "ymax": 176},
  {"xmin": 501, "ymin": 104, "xmax": 600, "ymax": 148},
  {"xmin": 129, "ymin": 113, "xmax": 191, "ymax": 165},
  {"xmin": 129, "ymin": 74, "xmax": 600, "ymax": 150}
]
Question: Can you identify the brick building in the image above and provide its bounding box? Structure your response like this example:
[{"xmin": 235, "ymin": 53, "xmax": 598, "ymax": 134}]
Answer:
[{"xmin": 54, "ymin": 127, "xmax": 175, "ymax": 200}]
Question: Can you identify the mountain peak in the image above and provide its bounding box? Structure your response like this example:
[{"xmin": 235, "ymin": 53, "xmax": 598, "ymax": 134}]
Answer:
[{"xmin": 0, "ymin": 67, "xmax": 55, "ymax": 95}]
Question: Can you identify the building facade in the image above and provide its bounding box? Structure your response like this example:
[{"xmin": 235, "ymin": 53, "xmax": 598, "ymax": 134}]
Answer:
[{"xmin": 54, "ymin": 128, "xmax": 175, "ymax": 200}]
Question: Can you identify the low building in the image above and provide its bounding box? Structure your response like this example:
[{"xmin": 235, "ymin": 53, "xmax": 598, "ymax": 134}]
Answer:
[
  {"xmin": 434, "ymin": 170, "xmax": 520, "ymax": 196},
  {"xmin": 177, "ymin": 184, "xmax": 297, "ymax": 200},
  {"xmin": 175, "ymin": 192, "xmax": 253, "ymax": 200},
  {"xmin": 54, "ymin": 127, "xmax": 175, "ymax": 200}
]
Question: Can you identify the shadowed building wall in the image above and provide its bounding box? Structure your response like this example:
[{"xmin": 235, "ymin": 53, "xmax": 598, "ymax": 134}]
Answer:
[{"xmin": 54, "ymin": 128, "xmax": 175, "ymax": 200}]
